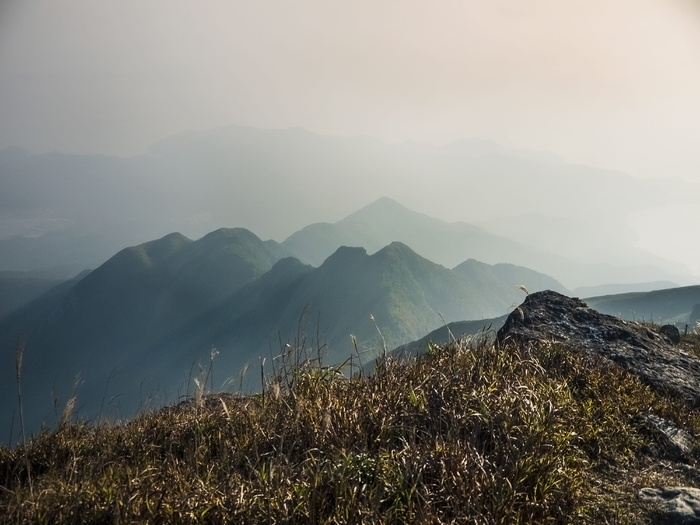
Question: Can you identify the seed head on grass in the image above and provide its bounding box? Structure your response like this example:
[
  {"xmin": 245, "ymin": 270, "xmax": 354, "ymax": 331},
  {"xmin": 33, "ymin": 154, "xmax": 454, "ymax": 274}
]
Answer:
[
  {"xmin": 370, "ymin": 313, "xmax": 388, "ymax": 361},
  {"xmin": 59, "ymin": 397, "xmax": 76, "ymax": 429}
]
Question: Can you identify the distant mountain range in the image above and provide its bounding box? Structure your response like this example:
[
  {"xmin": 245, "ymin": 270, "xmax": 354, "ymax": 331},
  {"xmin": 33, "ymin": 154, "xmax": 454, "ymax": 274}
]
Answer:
[
  {"xmin": 0, "ymin": 221, "xmax": 565, "ymax": 442},
  {"xmin": 2, "ymin": 136, "xmax": 699, "ymax": 444},
  {"xmin": 586, "ymin": 285, "xmax": 700, "ymax": 325},
  {"xmin": 281, "ymin": 197, "xmax": 687, "ymax": 288},
  {"xmin": 2, "ymin": 195, "xmax": 699, "ymax": 444},
  {"xmin": 283, "ymin": 196, "xmax": 543, "ymax": 268},
  {"xmin": 1, "ymin": 125, "xmax": 696, "ymax": 288},
  {"xmin": 2, "ymin": 197, "xmax": 684, "ymax": 322}
]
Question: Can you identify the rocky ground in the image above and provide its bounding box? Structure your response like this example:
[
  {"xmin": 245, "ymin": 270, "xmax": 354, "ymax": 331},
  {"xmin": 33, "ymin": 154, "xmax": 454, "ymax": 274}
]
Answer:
[{"xmin": 498, "ymin": 290, "xmax": 700, "ymax": 524}]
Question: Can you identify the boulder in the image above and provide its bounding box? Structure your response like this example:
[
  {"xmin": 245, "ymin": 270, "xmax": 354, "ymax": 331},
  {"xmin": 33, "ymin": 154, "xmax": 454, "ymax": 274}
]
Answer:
[
  {"xmin": 496, "ymin": 291, "xmax": 700, "ymax": 406},
  {"xmin": 638, "ymin": 487, "xmax": 700, "ymax": 524},
  {"xmin": 661, "ymin": 324, "xmax": 682, "ymax": 345}
]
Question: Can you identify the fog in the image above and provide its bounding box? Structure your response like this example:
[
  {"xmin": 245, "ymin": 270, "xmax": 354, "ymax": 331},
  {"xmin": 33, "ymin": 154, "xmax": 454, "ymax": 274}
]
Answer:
[{"xmin": 1, "ymin": 0, "xmax": 700, "ymax": 278}]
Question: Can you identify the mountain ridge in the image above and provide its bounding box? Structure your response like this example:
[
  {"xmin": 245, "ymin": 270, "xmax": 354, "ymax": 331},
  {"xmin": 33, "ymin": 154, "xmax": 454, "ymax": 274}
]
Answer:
[
  {"xmin": 282, "ymin": 196, "xmax": 690, "ymax": 288},
  {"xmin": 0, "ymin": 231, "xmax": 566, "ymax": 441}
]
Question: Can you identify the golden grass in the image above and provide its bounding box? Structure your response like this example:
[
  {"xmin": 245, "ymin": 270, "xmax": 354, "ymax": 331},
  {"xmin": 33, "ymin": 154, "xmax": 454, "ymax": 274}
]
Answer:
[{"xmin": 2, "ymin": 335, "xmax": 699, "ymax": 524}]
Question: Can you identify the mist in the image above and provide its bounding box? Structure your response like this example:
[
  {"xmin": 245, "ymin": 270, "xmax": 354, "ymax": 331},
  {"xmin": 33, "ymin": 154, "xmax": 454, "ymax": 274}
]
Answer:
[{"xmin": 1, "ymin": 1, "xmax": 700, "ymax": 279}]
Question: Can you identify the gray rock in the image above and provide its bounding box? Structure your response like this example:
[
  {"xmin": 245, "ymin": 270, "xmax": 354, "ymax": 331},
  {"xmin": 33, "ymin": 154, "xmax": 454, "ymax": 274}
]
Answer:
[
  {"xmin": 640, "ymin": 413, "xmax": 695, "ymax": 459},
  {"xmin": 639, "ymin": 487, "xmax": 700, "ymax": 524},
  {"xmin": 496, "ymin": 291, "xmax": 700, "ymax": 406},
  {"xmin": 661, "ymin": 324, "xmax": 682, "ymax": 345}
]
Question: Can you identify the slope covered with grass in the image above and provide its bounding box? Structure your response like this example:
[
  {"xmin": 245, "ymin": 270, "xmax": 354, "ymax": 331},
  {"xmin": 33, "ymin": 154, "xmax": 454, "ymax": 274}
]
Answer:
[{"xmin": 2, "ymin": 335, "xmax": 700, "ymax": 523}]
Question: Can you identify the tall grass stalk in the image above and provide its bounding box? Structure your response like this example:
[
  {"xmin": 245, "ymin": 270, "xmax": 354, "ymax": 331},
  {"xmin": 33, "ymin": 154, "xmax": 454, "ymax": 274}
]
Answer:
[
  {"xmin": 14, "ymin": 335, "xmax": 32, "ymax": 496},
  {"xmin": 370, "ymin": 313, "xmax": 388, "ymax": 361}
]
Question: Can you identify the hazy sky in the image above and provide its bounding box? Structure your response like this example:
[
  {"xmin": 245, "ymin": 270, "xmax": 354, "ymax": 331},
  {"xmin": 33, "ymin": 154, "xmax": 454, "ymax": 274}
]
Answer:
[{"xmin": 2, "ymin": 0, "xmax": 700, "ymax": 182}]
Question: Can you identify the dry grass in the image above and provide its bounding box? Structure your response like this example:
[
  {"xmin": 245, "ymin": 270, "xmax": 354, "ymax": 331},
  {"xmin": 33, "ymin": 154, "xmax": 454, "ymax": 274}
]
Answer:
[{"xmin": 1, "ymin": 335, "xmax": 700, "ymax": 524}]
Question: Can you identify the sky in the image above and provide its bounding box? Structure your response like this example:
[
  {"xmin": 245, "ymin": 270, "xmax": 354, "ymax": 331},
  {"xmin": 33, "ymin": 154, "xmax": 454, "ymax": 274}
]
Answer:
[
  {"xmin": 1, "ymin": 0, "xmax": 700, "ymax": 276},
  {"xmin": 1, "ymin": 0, "xmax": 700, "ymax": 182}
]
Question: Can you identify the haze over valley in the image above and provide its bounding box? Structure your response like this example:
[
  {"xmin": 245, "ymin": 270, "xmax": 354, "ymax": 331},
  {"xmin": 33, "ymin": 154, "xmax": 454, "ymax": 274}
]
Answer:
[{"xmin": 1, "ymin": 125, "xmax": 697, "ymax": 289}]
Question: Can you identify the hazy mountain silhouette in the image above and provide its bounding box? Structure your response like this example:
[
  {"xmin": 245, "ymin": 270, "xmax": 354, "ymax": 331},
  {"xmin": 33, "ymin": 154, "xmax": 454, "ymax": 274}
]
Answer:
[
  {"xmin": 586, "ymin": 285, "xmax": 700, "ymax": 325},
  {"xmin": 573, "ymin": 281, "xmax": 680, "ymax": 298},
  {"xmin": 283, "ymin": 197, "xmax": 686, "ymax": 288},
  {"xmin": 1, "ymin": 126, "xmax": 695, "ymax": 288},
  {"xmin": 284, "ymin": 197, "xmax": 563, "ymax": 270}
]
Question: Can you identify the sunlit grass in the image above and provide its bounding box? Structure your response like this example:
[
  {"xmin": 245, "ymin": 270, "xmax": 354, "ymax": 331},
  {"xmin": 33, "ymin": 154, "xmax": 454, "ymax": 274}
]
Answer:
[{"xmin": 1, "ymin": 334, "xmax": 699, "ymax": 523}]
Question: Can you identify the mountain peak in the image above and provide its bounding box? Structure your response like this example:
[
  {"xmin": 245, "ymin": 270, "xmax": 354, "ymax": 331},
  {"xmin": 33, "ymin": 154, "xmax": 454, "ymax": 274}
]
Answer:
[
  {"xmin": 372, "ymin": 241, "xmax": 418, "ymax": 259},
  {"xmin": 320, "ymin": 246, "xmax": 368, "ymax": 269},
  {"xmin": 105, "ymin": 232, "xmax": 191, "ymax": 271},
  {"xmin": 199, "ymin": 227, "xmax": 261, "ymax": 243},
  {"xmin": 369, "ymin": 196, "xmax": 405, "ymax": 208},
  {"xmin": 256, "ymin": 256, "xmax": 313, "ymax": 288},
  {"xmin": 349, "ymin": 196, "xmax": 408, "ymax": 215},
  {"xmin": 340, "ymin": 197, "xmax": 435, "ymax": 227}
]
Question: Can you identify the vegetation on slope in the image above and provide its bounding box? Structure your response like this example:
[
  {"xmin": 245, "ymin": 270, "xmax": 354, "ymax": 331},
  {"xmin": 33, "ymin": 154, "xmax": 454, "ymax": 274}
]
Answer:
[{"xmin": 2, "ymin": 334, "xmax": 700, "ymax": 524}]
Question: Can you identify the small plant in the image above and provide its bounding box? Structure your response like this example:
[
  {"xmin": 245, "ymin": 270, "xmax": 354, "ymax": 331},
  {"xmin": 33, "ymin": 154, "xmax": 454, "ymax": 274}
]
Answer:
[
  {"xmin": 193, "ymin": 347, "xmax": 219, "ymax": 409},
  {"xmin": 14, "ymin": 335, "xmax": 33, "ymax": 497},
  {"xmin": 370, "ymin": 313, "xmax": 388, "ymax": 362}
]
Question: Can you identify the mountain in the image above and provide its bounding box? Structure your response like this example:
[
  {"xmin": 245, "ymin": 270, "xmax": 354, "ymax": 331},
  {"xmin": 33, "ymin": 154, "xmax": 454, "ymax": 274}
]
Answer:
[
  {"xmin": 586, "ymin": 285, "xmax": 700, "ymax": 325},
  {"xmin": 573, "ymin": 280, "xmax": 680, "ymax": 297},
  {"xmin": 159, "ymin": 242, "xmax": 566, "ymax": 373},
  {"xmin": 0, "ymin": 233, "xmax": 564, "ymax": 442},
  {"xmin": 0, "ymin": 228, "xmax": 290, "ymax": 439},
  {"xmin": 283, "ymin": 197, "xmax": 687, "ymax": 288},
  {"xmin": 282, "ymin": 197, "xmax": 552, "ymax": 268}
]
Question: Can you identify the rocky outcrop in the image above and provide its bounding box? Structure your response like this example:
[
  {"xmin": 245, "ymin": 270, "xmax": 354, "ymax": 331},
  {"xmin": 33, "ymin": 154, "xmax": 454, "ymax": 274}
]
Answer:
[
  {"xmin": 497, "ymin": 291, "xmax": 700, "ymax": 523},
  {"xmin": 496, "ymin": 290, "xmax": 700, "ymax": 406},
  {"xmin": 661, "ymin": 324, "xmax": 682, "ymax": 345}
]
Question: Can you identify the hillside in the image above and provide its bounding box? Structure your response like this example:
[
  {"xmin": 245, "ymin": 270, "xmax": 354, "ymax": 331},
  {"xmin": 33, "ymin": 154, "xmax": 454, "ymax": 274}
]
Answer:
[
  {"xmin": 3, "ymin": 296, "xmax": 700, "ymax": 523},
  {"xmin": 387, "ymin": 315, "xmax": 508, "ymax": 362},
  {"xmin": 0, "ymin": 269, "xmax": 78, "ymax": 320},
  {"xmin": 586, "ymin": 285, "xmax": 700, "ymax": 325},
  {"xmin": 159, "ymin": 242, "xmax": 543, "ymax": 370},
  {"xmin": 0, "ymin": 228, "xmax": 291, "ymax": 440}
]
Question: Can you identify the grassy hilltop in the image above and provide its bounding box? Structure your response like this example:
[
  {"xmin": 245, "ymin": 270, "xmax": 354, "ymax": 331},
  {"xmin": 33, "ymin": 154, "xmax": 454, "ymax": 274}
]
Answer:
[{"xmin": 2, "ymin": 334, "xmax": 700, "ymax": 524}]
